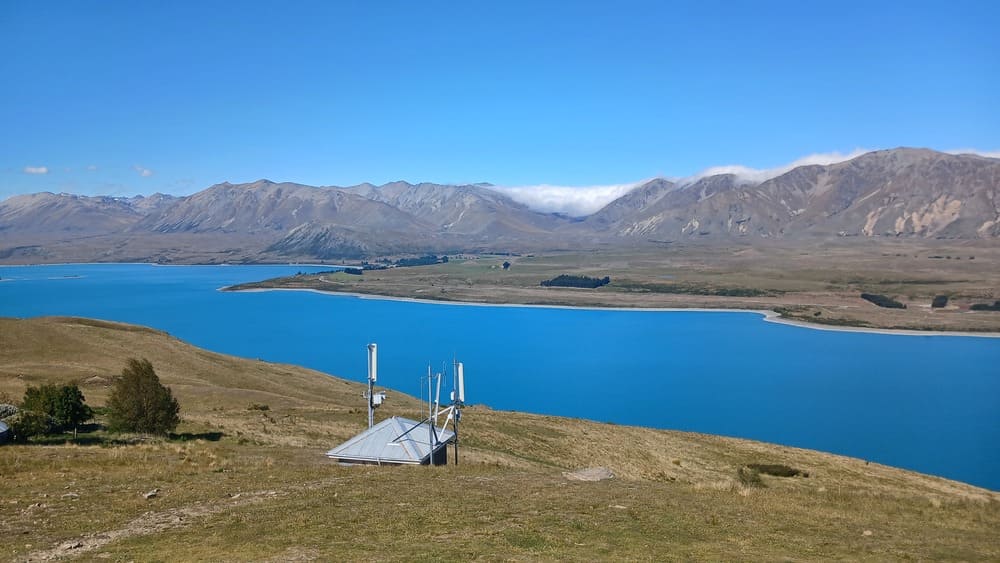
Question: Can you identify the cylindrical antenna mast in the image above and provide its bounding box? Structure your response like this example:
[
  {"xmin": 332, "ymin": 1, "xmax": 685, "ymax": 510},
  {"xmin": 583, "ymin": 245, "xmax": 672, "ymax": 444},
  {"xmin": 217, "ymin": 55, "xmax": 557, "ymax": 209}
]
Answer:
[
  {"xmin": 367, "ymin": 343, "xmax": 377, "ymax": 428},
  {"xmin": 454, "ymin": 361, "xmax": 465, "ymax": 465}
]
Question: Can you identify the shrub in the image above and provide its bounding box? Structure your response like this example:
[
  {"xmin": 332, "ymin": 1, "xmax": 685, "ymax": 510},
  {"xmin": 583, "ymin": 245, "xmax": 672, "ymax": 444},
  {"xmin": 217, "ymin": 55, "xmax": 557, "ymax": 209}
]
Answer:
[
  {"xmin": 860, "ymin": 293, "xmax": 906, "ymax": 309},
  {"xmin": 747, "ymin": 464, "xmax": 802, "ymax": 477},
  {"xmin": 107, "ymin": 358, "xmax": 180, "ymax": 435},
  {"xmin": 21, "ymin": 383, "xmax": 92, "ymax": 433},
  {"xmin": 8, "ymin": 410, "xmax": 54, "ymax": 442},
  {"xmin": 931, "ymin": 295, "xmax": 949, "ymax": 308},
  {"xmin": 736, "ymin": 466, "xmax": 765, "ymax": 488}
]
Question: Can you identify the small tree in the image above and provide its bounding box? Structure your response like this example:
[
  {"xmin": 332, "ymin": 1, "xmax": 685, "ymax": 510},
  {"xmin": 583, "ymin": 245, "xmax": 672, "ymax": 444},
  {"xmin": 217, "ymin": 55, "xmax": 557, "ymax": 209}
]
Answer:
[
  {"xmin": 107, "ymin": 359, "xmax": 180, "ymax": 435},
  {"xmin": 9, "ymin": 410, "xmax": 53, "ymax": 443},
  {"xmin": 21, "ymin": 383, "xmax": 92, "ymax": 435}
]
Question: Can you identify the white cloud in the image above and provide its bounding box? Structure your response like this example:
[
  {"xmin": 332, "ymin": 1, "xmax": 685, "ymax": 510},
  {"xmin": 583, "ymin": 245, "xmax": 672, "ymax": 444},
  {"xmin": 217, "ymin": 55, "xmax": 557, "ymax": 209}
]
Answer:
[
  {"xmin": 133, "ymin": 165, "xmax": 153, "ymax": 177},
  {"xmin": 24, "ymin": 166, "xmax": 49, "ymax": 175},
  {"xmin": 683, "ymin": 149, "xmax": 871, "ymax": 185},
  {"xmin": 490, "ymin": 182, "xmax": 643, "ymax": 217},
  {"xmin": 87, "ymin": 164, "xmax": 98, "ymax": 171},
  {"xmin": 943, "ymin": 148, "xmax": 1000, "ymax": 159}
]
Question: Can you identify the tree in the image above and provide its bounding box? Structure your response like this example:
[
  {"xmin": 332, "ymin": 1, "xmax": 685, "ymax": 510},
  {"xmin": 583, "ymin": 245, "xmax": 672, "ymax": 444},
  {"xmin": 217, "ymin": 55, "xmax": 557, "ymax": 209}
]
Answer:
[
  {"xmin": 9, "ymin": 410, "xmax": 53, "ymax": 443},
  {"xmin": 21, "ymin": 383, "xmax": 92, "ymax": 434},
  {"xmin": 107, "ymin": 358, "xmax": 180, "ymax": 435}
]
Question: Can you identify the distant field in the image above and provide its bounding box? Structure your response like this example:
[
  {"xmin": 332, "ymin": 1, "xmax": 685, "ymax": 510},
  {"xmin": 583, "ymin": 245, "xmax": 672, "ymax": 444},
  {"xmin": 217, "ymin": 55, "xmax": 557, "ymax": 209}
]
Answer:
[
  {"xmin": 1, "ymin": 317, "xmax": 997, "ymax": 561},
  {"xmin": 229, "ymin": 240, "xmax": 1000, "ymax": 333}
]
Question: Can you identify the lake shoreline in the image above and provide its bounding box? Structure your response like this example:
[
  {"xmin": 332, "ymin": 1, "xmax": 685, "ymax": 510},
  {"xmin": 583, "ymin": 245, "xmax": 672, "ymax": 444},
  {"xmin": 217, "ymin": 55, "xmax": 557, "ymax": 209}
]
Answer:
[{"xmin": 224, "ymin": 285, "xmax": 1000, "ymax": 338}]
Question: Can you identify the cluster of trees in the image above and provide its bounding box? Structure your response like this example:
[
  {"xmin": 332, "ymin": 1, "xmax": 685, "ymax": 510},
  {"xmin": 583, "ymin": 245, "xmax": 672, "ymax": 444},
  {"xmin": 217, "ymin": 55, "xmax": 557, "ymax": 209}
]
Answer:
[
  {"xmin": 2, "ymin": 358, "xmax": 180, "ymax": 443},
  {"xmin": 395, "ymin": 255, "xmax": 448, "ymax": 267},
  {"xmin": 860, "ymin": 293, "xmax": 906, "ymax": 309},
  {"xmin": 12, "ymin": 383, "xmax": 92, "ymax": 440},
  {"xmin": 540, "ymin": 274, "xmax": 611, "ymax": 289}
]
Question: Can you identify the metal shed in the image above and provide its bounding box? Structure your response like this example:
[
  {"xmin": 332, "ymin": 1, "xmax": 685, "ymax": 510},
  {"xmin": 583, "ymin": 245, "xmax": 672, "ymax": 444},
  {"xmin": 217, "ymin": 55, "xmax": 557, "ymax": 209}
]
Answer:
[{"xmin": 326, "ymin": 416, "xmax": 455, "ymax": 466}]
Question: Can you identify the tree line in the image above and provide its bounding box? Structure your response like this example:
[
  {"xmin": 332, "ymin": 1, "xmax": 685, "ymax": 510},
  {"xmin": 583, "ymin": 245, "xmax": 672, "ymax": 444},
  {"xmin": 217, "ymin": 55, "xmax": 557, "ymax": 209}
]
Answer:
[
  {"xmin": 1, "ymin": 358, "xmax": 180, "ymax": 443},
  {"xmin": 540, "ymin": 274, "xmax": 611, "ymax": 289}
]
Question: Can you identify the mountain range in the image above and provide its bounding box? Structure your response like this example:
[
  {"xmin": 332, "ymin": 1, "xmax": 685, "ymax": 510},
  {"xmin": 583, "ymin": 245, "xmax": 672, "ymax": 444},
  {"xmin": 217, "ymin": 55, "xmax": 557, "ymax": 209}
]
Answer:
[{"xmin": 1, "ymin": 148, "xmax": 997, "ymax": 263}]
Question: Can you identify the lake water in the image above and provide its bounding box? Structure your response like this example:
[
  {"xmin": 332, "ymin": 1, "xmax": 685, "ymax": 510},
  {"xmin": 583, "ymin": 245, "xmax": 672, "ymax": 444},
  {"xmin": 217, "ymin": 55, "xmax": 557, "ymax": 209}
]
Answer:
[{"xmin": 2, "ymin": 263, "xmax": 998, "ymax": 490}]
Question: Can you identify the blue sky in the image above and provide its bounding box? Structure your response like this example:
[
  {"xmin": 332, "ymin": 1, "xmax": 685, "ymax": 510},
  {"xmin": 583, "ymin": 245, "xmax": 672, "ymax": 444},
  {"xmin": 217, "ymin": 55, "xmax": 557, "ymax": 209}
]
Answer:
[{"xmin": 1, "ymin": 0, "xmax": 998, "ymax": 208}]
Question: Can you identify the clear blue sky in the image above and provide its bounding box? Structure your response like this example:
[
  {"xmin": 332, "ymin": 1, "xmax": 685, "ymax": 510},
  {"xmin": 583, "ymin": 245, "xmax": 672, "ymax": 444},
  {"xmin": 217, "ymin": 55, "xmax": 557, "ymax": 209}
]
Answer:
[{"xmin": 1, "ymin": 0, "xmax": 998, "ymax": 200}]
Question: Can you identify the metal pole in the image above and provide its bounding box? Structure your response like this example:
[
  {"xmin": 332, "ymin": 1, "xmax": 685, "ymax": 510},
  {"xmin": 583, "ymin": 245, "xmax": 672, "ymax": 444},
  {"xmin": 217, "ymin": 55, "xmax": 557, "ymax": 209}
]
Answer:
[
  {"xmin": 454, "ymin": 411, "xmax": 459, "ymax": 465},
  {"xmin": 453, "ymin": 358, "xmax": 460, "ymax": 466},
  {"xmin": 428, "ymin": 366, "xmax": 434, "ymax": 462},
  {"xmin": 367, "ymin": 343, "xmax": 377, "ymax": 429}
]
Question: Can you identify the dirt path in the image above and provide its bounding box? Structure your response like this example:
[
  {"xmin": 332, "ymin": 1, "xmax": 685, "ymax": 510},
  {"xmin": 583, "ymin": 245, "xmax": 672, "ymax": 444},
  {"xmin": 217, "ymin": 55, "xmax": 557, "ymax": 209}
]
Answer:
[{"xmin": 18, "ymin": 477, "xmax": 346, "ymax": 562}]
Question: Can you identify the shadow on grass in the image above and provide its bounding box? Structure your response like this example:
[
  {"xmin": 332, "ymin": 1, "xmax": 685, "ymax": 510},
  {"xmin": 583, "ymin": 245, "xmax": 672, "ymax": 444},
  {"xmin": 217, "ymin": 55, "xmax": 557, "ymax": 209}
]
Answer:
[
  {"xmin": 28, "ymin": 432, "xmax": 136, "ymax": 447},
  {"xmin": 22, "ymin": 427, "xmax": 225, "ymax": 446},
  {"xmin": 170, "ymin": 431, "xmax": 224, "ymax": 442}
]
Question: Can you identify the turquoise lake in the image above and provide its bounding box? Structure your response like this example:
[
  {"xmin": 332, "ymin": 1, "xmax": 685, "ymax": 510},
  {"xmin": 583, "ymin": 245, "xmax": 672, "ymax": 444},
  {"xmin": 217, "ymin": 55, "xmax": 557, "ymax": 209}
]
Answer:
[{"xmin": 1, "ymin": 263, "xmax": 998, "ymax": 490}]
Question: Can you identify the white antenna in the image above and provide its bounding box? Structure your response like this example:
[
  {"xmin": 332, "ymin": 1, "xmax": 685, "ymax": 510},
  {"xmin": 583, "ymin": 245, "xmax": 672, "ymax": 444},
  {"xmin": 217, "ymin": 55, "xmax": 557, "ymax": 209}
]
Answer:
[
  {"xmin": 364, "ymin": 343, "xmax": 385, "ymax": 428},
  {"xmin": 452, "ymin": 360, "xmax": 466, "ymax": 465},
  {"xmin": 368, "ymin": 343, "xmax": 377, "ymax": 383}
]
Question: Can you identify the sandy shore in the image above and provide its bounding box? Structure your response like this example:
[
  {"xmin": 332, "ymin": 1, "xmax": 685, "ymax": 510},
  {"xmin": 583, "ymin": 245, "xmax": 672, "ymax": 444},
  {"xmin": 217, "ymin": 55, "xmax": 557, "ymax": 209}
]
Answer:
[{"xmin": 224, "ymin": 285, "xmax": 1000, "ymax": 338}]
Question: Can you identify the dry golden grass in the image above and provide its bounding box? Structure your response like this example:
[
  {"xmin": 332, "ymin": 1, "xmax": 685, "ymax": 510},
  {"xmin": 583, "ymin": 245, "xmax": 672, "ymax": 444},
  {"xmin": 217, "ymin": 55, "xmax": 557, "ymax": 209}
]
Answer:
[{"xmin": 1, "ymin": 316, "xmax": 998, "ymax": 561}]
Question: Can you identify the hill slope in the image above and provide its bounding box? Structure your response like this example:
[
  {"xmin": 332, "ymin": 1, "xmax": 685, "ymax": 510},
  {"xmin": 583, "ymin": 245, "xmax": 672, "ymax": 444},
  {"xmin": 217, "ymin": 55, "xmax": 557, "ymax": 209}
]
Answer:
[{"xmin": 1, "ymin": 317, "xmax": 996, "ymax": 561}]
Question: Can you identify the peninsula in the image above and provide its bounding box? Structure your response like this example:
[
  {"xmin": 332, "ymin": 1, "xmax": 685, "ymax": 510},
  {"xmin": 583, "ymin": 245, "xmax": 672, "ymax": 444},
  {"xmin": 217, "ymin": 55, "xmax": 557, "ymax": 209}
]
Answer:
[{"xmin": 226, "ymin": 242, "xmax": 1000, "ymax": 334}]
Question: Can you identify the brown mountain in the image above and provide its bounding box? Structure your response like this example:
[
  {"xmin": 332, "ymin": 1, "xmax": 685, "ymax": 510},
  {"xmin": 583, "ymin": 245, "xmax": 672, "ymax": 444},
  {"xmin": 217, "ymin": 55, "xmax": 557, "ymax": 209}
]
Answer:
[
  {"xmin": 344, "ymin": 181, "xmax": 570, "ymax": 237},
  {"xmin": 0, "ymin": 192, "xmax": 143, "ymax": 236},
  {"xmin": 591, "ymin": 148, "xmax": 1000, "ymax": 240},
  {"xmin": 0, "ymin": 148, "xmax": 997, "ymax": 263},
  {"xmin": 135, "ymin": 180, "xmax": 432, "ymax": 235}
]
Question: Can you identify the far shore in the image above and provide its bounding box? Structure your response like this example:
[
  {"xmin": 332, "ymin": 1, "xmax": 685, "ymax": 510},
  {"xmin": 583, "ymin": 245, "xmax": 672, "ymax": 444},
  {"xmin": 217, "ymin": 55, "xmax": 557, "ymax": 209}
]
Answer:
[{"xmin": 223, "ymin": 285, "xmax": 1000, "ymax": 338}]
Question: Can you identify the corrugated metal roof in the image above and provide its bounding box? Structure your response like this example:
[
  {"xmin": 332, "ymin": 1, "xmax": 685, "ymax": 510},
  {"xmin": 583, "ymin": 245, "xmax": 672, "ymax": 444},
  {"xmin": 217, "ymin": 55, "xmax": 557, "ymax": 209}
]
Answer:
[{"xmin": 326, "ymin": 416, "xmax": 455, "ymax": 465}]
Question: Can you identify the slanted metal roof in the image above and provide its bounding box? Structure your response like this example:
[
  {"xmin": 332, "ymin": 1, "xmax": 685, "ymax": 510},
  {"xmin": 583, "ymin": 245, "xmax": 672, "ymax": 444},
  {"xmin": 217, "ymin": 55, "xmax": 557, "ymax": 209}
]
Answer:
[{"xmin": 326, "ymin": 416, "xmax": 455, "ymax": 465}]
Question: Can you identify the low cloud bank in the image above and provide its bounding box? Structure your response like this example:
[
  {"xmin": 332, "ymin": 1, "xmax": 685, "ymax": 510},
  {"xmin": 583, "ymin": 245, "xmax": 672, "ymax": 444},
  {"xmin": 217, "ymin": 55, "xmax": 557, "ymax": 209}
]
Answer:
[
  {"xmin": 682, "ymin": 149, "xmax": 871, "ymax": 186},
  {"xmin": 491, "ymin": 182, "xmax": 642, "ymax": 217},
  {"xmin": 481, "ymin": 147, "xmax": 1000, "ymax": 216}
]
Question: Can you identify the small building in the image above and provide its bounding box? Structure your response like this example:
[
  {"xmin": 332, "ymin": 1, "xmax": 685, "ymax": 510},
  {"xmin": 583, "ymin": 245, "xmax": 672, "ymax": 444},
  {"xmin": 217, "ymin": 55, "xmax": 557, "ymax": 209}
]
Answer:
[{"xmin": 326, "ymin": 416, "xmax": 455, "ymax": 466}]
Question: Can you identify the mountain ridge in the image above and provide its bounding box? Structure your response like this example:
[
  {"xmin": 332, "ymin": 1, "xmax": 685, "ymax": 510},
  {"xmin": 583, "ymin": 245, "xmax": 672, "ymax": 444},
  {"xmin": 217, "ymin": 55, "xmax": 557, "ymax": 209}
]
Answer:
[{"xmin": 2, "ymin": 148, "xmax": 998, "ymax": 262}]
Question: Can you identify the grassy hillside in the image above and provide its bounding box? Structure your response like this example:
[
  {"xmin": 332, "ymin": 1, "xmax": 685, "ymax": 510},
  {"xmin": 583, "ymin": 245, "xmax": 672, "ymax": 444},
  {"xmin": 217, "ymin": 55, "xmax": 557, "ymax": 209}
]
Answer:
[{"xmin": 1, "ymin": 317, "xmax": 997, "ymax": 561}]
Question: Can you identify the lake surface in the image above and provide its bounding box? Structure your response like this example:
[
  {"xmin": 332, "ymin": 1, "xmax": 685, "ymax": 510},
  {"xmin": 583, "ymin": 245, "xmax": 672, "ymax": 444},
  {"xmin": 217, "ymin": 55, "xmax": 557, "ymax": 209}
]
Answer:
[{"xmin": 2, "ymin": 263, "xmax": 998, "ymax": 490}]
